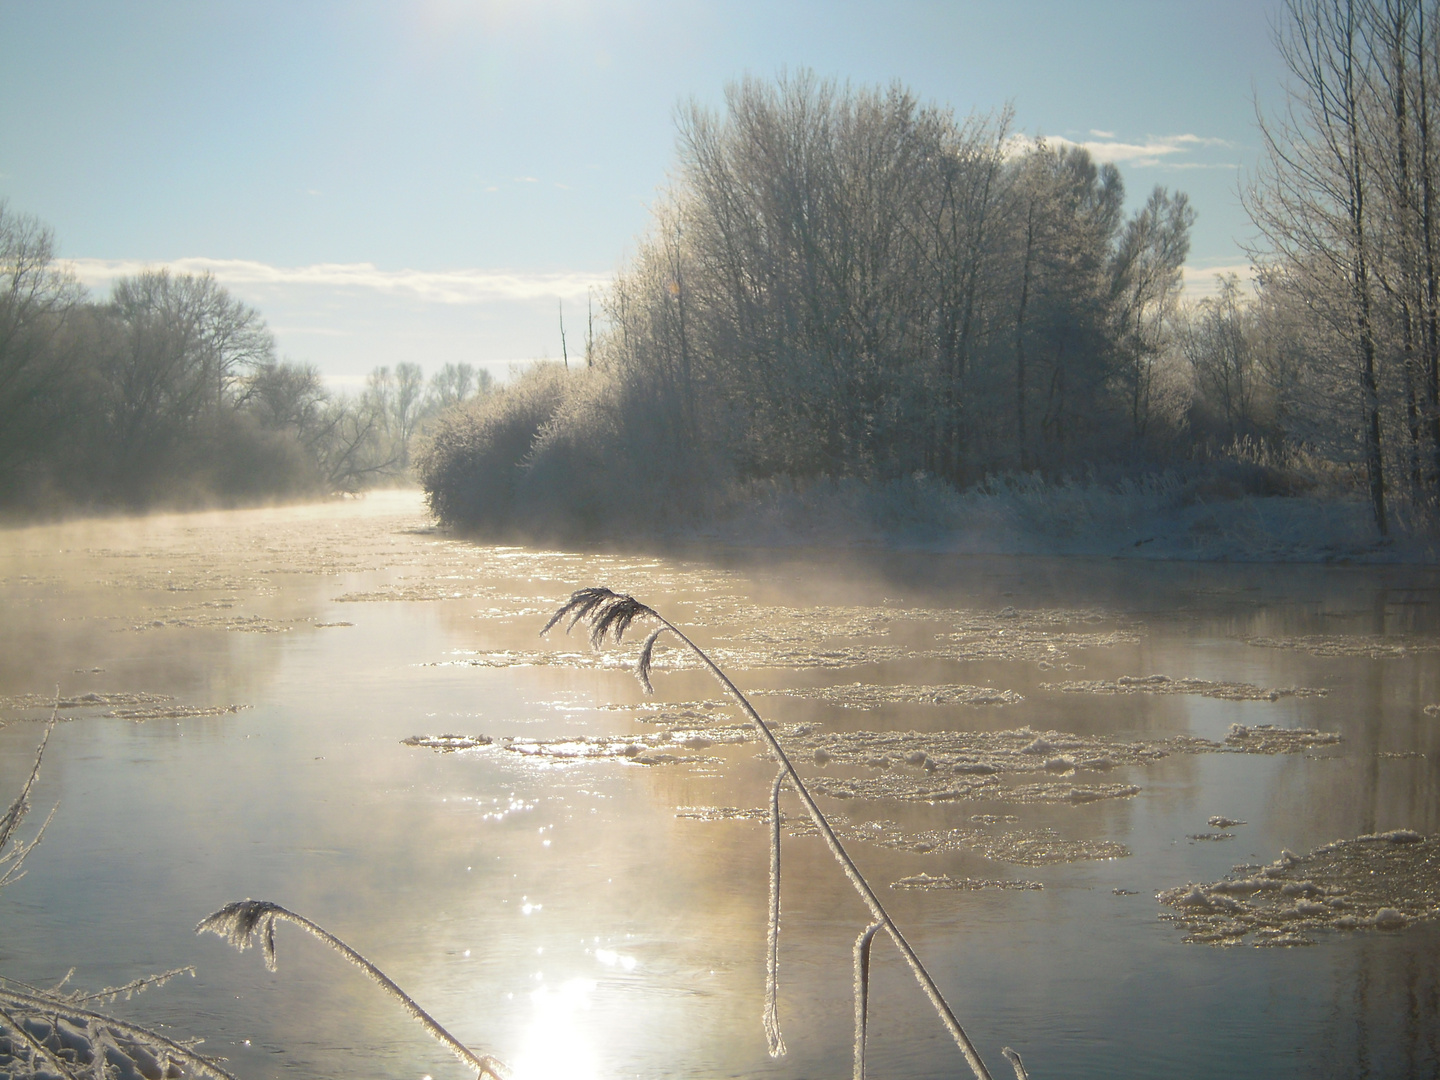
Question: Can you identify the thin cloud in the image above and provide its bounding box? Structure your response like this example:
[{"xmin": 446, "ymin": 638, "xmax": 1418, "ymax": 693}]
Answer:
[
  {"xmin": 269, "ymin": 325, "xmax": 354, "ymax": 337},
  {"xmin": 64, "ymin": 257, "xmax": 611, "ymax": 304},
  {"xmin": 1181, "ymin": 263, "xmax": 1256, "ymax": 299},
  {"xmin": 1006, "ymin": 131, "xmax": 1233, "ymax": 169}
]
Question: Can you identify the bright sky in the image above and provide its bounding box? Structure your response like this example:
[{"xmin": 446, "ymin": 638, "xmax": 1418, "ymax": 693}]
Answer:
[{"xmin": 0, "ymin": 0, "xmax": 1287, "ymax": 388}]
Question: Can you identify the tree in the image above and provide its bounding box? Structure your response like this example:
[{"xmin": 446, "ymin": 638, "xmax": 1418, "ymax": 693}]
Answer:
[
  {"xmin": 427, "ymin": 362, "xmax": 490, "ymax": 410},
  {"xmin": 0, "ymin": 202, "xmax": 85, "ymax": 481},
  {"xmin": 1249, "ymin": 0, "xmax": 1392, "ymax": 533},
  {"xmin": 100, "ymin": 269, "xmax": 276, "ymax": 488},
  {"xmin": 1109, "ymin": 186, "xmax": 1195, "ymax": 439},
  {"xmin": 1180, "ymin": 274, "xmax": 1260, "ymax": 439}
]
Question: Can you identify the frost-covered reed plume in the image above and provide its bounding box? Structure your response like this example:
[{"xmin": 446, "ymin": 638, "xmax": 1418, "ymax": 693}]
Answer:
[
  {"xmin": 0, "ymin": 719, "xmax": 235, "ymax": 1080},
  {"xmin": 197, "ymin": 899, "xmax": 507, "ymax": 1080},
  {"xmin": 544, "ymin": 587, "xmax": 1032, "ymax": 1080}
]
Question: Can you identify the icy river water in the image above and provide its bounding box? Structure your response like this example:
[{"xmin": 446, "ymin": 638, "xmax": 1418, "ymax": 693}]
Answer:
[{"xmin": 2, "ymin": 490, "xmax": 1439, "ymax": 1080}]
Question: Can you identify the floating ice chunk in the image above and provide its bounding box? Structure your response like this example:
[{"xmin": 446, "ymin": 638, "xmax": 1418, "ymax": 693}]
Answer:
[
  {"xmin": 892, "ymin": 873, "xmax": 1042, "ymax": 891},
  {"xmin": 1022, "ymin": 738, "xmax": 1055, "ymax": 755},
  {"xmin": 402, "ymin": 733, "xmax": 493, "ymax": 752},
  {"xmin": 1160, "ymin": 831, "xmax": 1436, "ymax": 945}
]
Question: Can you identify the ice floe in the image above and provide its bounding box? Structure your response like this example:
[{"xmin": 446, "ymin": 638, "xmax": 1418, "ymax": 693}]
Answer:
[
  {"xmin": 1158, "ymin": 830, "xmax": 1439, "ymax": 946},
  {"xmin": 1247, "ymin": 635, "xmax": 1440, "ymax": 659},
  {"xmin": 0, "ymin": 692, "xmax": 248, "ymax": 722},
  {"xmin": 892, "ymin": 873, "xmax": 1043, "ymax": 891},
  {"xmin": 673, "ymin": 805, "xmax": 1128, "ymax": 864},
  {"xmin": 1043, "ymin": 674, "xmax": 1327, "ymax": 701},
  {"xmin": 755, "ymin": 682, "xmax": 1022, "ymax": 709}
]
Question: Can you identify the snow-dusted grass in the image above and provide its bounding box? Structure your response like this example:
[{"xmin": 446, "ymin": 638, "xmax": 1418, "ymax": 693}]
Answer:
[{"xmin": 702, "ymin": 472, "xmax": 1434, "ymax": 563}]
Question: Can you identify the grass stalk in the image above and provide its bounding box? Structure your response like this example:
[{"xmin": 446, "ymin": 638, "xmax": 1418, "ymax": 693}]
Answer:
[
  {"xmin": 544, "ymin": 587, "xmax": 998, "ymax": 1080},
  {"xmin": 197, "ymin": 899, "xmax": 507, "ymax": 1080}
]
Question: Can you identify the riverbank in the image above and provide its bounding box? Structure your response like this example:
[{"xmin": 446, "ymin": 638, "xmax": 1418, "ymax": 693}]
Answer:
[{"xmin": 692, "ymin": 473, "xmax": 1435, "ymax": 564}]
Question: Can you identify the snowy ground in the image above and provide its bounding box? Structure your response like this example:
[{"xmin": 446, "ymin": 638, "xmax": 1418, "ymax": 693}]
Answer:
[{"xmin": 696, "ymin": 474, "xmax": 1437, "ymax": 563}]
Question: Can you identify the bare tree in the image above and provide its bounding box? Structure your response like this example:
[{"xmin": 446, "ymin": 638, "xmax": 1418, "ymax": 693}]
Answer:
[
  {"xmin": 0, "ymin": 203, "xmax": 85, "ymax": 479},
  {"xmin": 1249, "ymin": 0, "xmax": 1390, "ymax": 533}
]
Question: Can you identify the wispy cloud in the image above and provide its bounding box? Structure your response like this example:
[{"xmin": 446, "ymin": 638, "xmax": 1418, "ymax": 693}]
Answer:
[
  {"xmin": 64, "ymin": 257, "xmax": 611, "ymax": 304},
  {"xmin": 1181, "ymin": 262, "xmax": 1256, "ymax": 299},
  {"xmin": 1007, "ymin": 131, "xmax": 1233, "ymax": 170}
]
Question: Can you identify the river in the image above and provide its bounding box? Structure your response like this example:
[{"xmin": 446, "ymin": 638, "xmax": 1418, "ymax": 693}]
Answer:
[{"xmin": 1, "ymin": 490, "xmax": 1438, "ymax": 1080}]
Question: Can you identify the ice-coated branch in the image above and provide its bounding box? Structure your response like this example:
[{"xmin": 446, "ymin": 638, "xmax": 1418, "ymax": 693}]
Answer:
[
  {"xmin": 198, "ymin": 900, "xmax": 507, "ymax": 1080},
  {"xmin": 544, "ymin": 586, "xmax": 998, "ymax": 1080}
]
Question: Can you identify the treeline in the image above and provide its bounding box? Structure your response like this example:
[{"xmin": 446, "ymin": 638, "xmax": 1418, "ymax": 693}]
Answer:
[
  {"xmin": 424, "ymin": 28, "xmax": 1440, "ymax": 541},
  {"xmin": 422, "ymin": 74, "xmax": 1205, "ymax": 535},
  {"xmin": 0, "ymin": 206, "xmax": 490, "ymax": 515}
]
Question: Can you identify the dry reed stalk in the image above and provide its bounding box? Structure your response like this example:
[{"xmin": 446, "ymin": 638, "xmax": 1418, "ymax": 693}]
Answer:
[
  {"xmin": 852, "ymin": 919, "xmax": 883, "ymax": 1080},
  {"xmin": 543, "ymin": 586, "xmax": 1002, "ymax": 1080},
  {"xmin": 764, "ymin": 767, "xmax": 786, "ymax": 1057},
  {"xmin": 197, "ymin": 899, "xmax": 507, "ymax": 1080},
  {"xmin": 0, "ymin": 719, "xmax": 55, "ymax": 891}
]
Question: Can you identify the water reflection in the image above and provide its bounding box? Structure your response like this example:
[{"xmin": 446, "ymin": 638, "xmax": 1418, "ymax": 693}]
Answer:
[
  {"xmin": 2, "ymin": 491, "xmax": 1440, "ymax": 1079},
  {"xmin": 509, "ymin": 978, "xmax": 601, "ymax": 1080}
]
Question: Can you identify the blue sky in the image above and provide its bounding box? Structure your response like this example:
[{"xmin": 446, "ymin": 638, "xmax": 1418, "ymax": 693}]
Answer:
[{"xmin": 0, "ymin": 0, "xmax": 1287, "ymax": 386}]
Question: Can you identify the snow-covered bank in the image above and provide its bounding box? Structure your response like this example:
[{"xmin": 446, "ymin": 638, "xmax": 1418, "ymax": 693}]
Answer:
[{"xmin": 693, "ymin": 473, "xmax": 1437, "ymax": 564}]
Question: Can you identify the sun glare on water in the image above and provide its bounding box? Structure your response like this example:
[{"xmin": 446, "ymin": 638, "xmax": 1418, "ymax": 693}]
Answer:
[{"xmin": 509, "ymin": 978, "xmax": 603, "ymax": 1080}]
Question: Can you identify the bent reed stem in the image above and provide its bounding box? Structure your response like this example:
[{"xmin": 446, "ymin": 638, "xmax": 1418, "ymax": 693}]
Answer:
[
  {"xmin": 197, "ymin": 900, "xmax": 506, "ymax": 1080},
  {"xmin": 545, "ymin": 588, "xmax": 996, "ymax": 1080}
]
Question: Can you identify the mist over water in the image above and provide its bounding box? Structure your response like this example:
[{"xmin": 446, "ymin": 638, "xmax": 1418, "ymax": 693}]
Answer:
[{"xmin": 2, "ymin": 490, "xmax": 1439, "ymax": 1080}]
